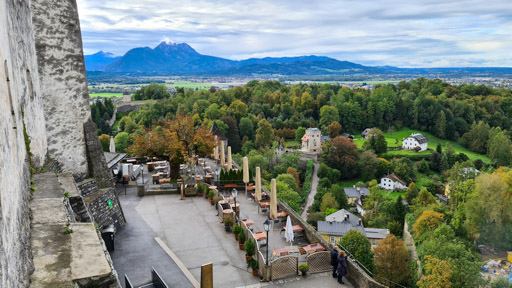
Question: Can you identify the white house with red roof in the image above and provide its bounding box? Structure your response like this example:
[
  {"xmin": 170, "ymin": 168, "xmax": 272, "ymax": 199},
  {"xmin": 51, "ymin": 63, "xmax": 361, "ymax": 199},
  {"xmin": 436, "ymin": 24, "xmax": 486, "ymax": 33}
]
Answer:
[{"xmin": 379, "ymin": 173, "xmax": 407, "ymax": 190}]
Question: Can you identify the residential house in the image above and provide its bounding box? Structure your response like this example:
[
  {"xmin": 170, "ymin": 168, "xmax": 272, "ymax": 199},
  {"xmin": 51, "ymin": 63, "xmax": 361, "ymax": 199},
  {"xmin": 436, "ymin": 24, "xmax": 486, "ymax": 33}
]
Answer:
[
  {"xmin": 344, "ymin": 186, "xmax": 370, "ymax": 216},
  {"xmin": 402, "ymin": 133, "xmax": 428, "ymax": 152},
  {"xmin": 379, "ymin": 174, "xmax": 407, "ymax": 190},
  {"xmin": 301, "ymin": 128, "xmax": 322, "ymax": 153},
  {"xmin": 341, "ymin": 133, "xmax": 354, "ymax": 141},
  {"xmin": 319, "ymin": 209, "xmax": 389, "ymax": 246},
  {"xmin": 361, "ymin": 128, "xmax": 372, "ymax": 139}
]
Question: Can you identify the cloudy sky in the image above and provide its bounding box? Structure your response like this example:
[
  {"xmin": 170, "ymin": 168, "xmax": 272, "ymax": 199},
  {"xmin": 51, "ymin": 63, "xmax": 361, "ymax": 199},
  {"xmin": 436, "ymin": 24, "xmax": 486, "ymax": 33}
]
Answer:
[{"xmin": 76, "ymin": 0, "xmax": 512, "ymax": 67}]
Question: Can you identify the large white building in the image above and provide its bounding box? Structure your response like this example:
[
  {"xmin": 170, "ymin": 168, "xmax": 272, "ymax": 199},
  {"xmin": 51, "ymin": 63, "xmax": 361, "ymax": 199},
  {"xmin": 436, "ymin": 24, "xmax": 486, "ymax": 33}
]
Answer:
[
  {"xmin": 402, "ymin": 133, "xmax": 429, "ymax": 152},
  {"xmin": 302, "ymin": 128, "xmax": 322, "ymax": 153},
  {"xmin": 379, "ymin": 174, "xmax": 407, "ymax": 190}
]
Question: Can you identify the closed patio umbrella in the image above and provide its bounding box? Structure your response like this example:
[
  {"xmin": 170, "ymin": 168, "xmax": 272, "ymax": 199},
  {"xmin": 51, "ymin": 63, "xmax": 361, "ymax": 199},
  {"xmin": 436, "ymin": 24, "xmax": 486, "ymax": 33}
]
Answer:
[
  {"xmin": 213, "ymin": 136, "xmax": 219, "ymax": 160},
  {"xmin": 285, "ymin": 216, "xmax": 294, "ymax": 246},
  {"xmin": 255, "ymin": 167, "xmax": 261, "ymax": 203},
  {"xmin": 270, "ymin": 178, "xmax": 277, "ymax": 219},
  {"xmin": 243, "ymin": 157, "xmax": 249, "ymax": 198},
  {"xmin": 109, "ymin": 136, "xmax": 116, "ymax": 153},
  {"xmin": 227, "ymin": 146, "xmax": 232, "ymax": 170},
  {"xmin": 220, "ymin": 143, "xmax": 225, "ymax": 167}
]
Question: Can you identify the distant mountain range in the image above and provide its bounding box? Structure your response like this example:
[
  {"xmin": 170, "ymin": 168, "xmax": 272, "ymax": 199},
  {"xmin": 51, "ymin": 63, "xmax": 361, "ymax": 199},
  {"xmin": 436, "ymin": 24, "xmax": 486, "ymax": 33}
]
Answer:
[
  {"xmin": 84, "ymin": 51, "xmax": 120, "ymax": 71},
  {"xmin": 84, "ymin": 42, "xmax": 512, "ymax": 76}
]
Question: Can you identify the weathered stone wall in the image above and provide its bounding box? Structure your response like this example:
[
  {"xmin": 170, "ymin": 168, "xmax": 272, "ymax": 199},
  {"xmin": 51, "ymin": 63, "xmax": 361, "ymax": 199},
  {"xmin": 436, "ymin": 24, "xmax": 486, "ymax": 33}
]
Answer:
[
  {"xmin": 30, "ymin": 0, "xmax": 91, "ymax": 176},
  {"xmin": 78, "ymin": 179, "xmax": 126, "ymax": 229},
  {"xmin": 84, "ymin": 118, "xmax": 113, "ymax": 188},
  {"xmin": 0, "ymin": 0, "xmax": 49, "ymax": 285}
]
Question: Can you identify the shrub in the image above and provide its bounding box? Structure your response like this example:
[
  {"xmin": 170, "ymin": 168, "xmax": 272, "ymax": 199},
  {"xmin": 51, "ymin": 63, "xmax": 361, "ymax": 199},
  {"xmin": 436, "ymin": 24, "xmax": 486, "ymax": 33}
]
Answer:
[
  {"xmin": 233, "ymin": 224, "xmax": 242, "ymax": 234},
  {"xmin": 247, "ymin": 258, "xmax": 259, "ymax": 271},
  {"xmin": 244, "ymin": 238, "xmax": 256, "ymax": 256},
  {"xmin": 223, "ymin": 216, "xmax": 234, "ymax": 227},
  {"xmin": 238, "ymin": 229, "xmax": 246, "ymax": 244},
  {"xmin": 197, "ymin": 183, "xmax": 203, "ymax": 193},
  {"xmin": 299, "ymin": 264, "xmax": 309, "ymax": 272}
]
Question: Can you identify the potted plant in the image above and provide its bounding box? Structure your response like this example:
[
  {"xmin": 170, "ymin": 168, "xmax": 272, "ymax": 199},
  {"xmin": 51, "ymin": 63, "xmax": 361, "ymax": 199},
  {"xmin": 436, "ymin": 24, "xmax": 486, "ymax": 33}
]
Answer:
[
  {"xmin": 299, "ymin": 264, "xmax": 309, "ymax": 276},
  {"xmin": 232, "ymin": 224, "xmax": 242, "ymax": 241},
  {"xmin": 223, "ymin": 216, "xmax": 234, "ymax": 232},
  {"xmin": 247, "ymin": 258, "xmax": 259, "ymax": 276},
  {"xmin": 197, "ymin": 183, "xmax": 203, "ymax": 197},
  {"xmin": 238, "ymin": 229, "xmax": 246, "ymax": 250},
  {"xmin": 244, "ymin": 238, "xmax": 255, "ymax": 262},
  {"xmin": 204, "ymin": 186, "xmax": 208, "ymax": 199},
  {"xmin": 208, "ymin": 191, "xmax": 215, "ymax": 205}
]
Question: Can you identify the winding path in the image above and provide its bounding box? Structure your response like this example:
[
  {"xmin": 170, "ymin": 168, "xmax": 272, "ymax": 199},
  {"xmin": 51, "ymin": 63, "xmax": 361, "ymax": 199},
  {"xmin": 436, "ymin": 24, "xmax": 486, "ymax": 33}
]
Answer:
[{"xmin": 301, "ymin": 162, "xmax": 319, "ymax": 220}]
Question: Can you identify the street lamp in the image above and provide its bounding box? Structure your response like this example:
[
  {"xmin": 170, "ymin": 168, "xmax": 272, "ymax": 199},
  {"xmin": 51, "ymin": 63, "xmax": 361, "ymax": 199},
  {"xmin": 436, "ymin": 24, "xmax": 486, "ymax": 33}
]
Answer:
[
  {"xmin": 263, "ymin": 219, "xmax": 271, "ymax": 267},
  {"xmin": 231, "ymin": 188, "xmax": 238, "ymax": 224}
]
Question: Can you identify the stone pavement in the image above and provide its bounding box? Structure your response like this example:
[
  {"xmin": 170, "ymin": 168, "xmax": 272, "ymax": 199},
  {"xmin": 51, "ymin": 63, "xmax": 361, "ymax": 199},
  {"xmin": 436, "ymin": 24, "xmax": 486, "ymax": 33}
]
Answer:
[
  {"xmin": 111, "ymin": 182, "xmax": 194, "ymax": 288},
  {"xmin": 112, "ymin": 163, "xmax": 354, "ymax": 288}
]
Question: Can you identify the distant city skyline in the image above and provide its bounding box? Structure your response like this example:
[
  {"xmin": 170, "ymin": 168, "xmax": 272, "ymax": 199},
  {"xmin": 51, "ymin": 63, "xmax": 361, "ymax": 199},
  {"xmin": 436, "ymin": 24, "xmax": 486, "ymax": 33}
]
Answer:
[{"xmin": 77, "ymin": 0, "xmax": 512, "ymax": 68}]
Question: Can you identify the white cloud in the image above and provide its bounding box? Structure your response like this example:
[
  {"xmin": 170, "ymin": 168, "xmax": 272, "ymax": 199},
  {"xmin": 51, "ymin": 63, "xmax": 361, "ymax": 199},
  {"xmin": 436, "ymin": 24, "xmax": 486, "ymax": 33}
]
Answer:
[{"xmin": 76, "ymin": 0, "xmax": 512, "ymax": 67}]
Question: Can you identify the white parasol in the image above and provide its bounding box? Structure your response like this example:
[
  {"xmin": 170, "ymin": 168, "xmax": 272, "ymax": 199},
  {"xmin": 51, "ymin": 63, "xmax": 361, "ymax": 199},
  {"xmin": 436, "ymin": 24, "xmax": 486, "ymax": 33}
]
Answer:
[{"xmin": 285, "ymin": 215, "xmax": 294, "ymax": 246}]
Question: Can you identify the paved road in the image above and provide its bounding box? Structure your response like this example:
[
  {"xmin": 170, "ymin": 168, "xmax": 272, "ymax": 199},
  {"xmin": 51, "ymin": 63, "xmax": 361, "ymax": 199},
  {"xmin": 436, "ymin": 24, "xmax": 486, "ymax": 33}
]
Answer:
[
  {"xmin": 301, "ymin": 163, "xmax": 319, "ymax": 220},
  {"xmin": 111, "ymin": 181, "xmax": 194, "ymax": 288},
  {"xmin": 403, "ymin": 222, "xmax": 422, "ymax": 277}
]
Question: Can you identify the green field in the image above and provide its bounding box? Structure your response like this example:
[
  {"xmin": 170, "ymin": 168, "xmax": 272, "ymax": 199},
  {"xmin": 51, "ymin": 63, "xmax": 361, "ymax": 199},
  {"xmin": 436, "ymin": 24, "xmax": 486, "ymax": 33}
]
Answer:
[
  {"xmin": 89, "ymin": 93, "xmax": 123, "ymax": 98},
  {"xmin": 354, "ymin": 128, "xmax": 491, "ymax": 163},
  {"xmin": 284, "ymin": 140, "xmax": 301, "ymax": 149},
  {"xmin": 166, "ymin": 81, "xmax": 212, "ymax": 90}
]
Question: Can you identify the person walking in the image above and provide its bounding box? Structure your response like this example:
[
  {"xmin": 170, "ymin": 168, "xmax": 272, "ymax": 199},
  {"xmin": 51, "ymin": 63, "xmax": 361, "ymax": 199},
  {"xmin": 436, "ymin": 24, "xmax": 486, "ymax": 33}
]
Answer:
[
  {"xmin": 330, "ymin": 247, "xmax": 339, "ymax": 278},
  {"xmin": 337, "ymin": 250, "xmax": 347, "ymax": 284}
]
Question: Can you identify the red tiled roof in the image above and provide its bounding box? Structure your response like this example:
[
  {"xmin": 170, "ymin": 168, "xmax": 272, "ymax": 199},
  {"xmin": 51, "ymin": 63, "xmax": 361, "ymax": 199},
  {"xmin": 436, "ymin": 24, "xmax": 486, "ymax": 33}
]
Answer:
[{"xmin": 385, "ymin": 173, "xmax": 406, "ymax": 186}]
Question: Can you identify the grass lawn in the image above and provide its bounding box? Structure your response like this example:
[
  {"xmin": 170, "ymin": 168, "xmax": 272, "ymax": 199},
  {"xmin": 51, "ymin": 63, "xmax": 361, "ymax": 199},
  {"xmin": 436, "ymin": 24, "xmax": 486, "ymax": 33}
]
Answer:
[
  {"xmin": 339, "ymin": 179, "xmax": 361, "ymax": 188},
  {"xmin": 284, "ymin": 140, "xmax": 301, "ymax": 149},
  {"xmin": 379, "ymin": 189, "xmax": 405, "ymax": 200},
  {"xmin": 382, "ymin": 150, "xmax": 431, "ymax": 157},
  {"xmin": 89, "ymin": 93, "xmax": 123, "ymax": 98},
  {"xmin": 355, "ymin": 127, "xmax": 491, "ymax": 164}
]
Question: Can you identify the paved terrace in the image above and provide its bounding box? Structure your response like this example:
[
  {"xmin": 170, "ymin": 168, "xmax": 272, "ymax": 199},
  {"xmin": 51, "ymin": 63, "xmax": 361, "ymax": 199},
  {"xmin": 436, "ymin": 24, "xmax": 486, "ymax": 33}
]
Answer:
[{"xmin": 111, "ymin": 156, "xmax": 353, "ymax": 288}]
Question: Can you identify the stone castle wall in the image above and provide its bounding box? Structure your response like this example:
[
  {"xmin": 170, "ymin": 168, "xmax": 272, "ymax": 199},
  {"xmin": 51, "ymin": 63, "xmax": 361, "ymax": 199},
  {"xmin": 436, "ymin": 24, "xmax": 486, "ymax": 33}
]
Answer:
[
  {"xmin": 0, "ymin": 0, "xmax": 48, "ymax": 285},
  {"xmin": 31, "ymin": 0, "xmax": 91, "ymax": 176}
]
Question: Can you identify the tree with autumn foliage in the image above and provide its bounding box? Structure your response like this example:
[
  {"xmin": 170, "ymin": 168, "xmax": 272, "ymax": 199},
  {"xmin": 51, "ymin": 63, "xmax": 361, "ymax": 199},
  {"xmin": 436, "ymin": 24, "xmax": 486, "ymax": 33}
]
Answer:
[
  {"xmin": 128, "ymin": 113, "xmax": 215, "ymax": 179},
  {"xmin": 374, "ymin": 234, "xmax": 410, "ymax": 286},
  {"xmin": 414, "ymin": 210, "xmax": 444, "ymax": 238},
  {"xmin": 322, "ymin": 136, "xmax": 359, "ymax": 179},
  {"xmin": 417, "ymin": 256, "xmax": 452, "ymax": 288},
  {"xmin": 328, "ymin": 121, "xmax": 342, "ymax": 138}
]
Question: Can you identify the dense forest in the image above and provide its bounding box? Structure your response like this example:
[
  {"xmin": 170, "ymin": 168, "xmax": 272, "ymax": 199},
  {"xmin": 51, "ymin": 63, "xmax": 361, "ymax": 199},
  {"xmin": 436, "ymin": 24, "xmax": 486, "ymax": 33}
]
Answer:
[{"xmin": 100, "ymin": 78, "xmax": 512, "ymax": 287}]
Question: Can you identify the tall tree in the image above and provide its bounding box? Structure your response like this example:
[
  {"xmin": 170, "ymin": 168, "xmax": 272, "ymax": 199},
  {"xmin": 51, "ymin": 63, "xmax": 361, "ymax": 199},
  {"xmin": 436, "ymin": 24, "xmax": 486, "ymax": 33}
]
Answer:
[
  {"xmin": 239, "ymin": 117, "xmax": 255, "ymax": 141},
  {"xmin": 374, "ymin": 235, "xmax": 410, "ymax": 286},
  {"xmin": 417, "ymin": 256, "xmax": 452, "ymax": 288},
  {"xmin": 322, "ymin": 136, "xmax": 359, "ymax": 179},
  {"xmin": 128, "ymin": 114, "xmax": 215, "ymax": 179},
  {"xmin": 328, "ymin": 121, "xmax": 342, "ymax": 138},
  {"xmin": 255, "ymin": 119, "xmax": 275, "ymax": 149},
  {"xmin": 319, "ymin": 105, "xmax": 339, "ymax": 132},
  {"xmin": 339, "ymin": 230, "xmax": 375, "ymax": 273},
  {"xmin": 221, "ymin": 116, "xmax": 242, "ymax": 153},
  {"xmin": 488, "ymin": 131, "xmax": 512, "ymax": 166}
]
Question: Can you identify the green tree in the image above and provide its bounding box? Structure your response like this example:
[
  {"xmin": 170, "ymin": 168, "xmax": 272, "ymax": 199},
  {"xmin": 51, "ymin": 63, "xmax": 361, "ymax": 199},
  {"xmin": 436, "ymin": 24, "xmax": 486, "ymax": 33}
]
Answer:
[
  {"xmin": 319, "ymin": 105, "xmax": 339, "ymax": 132},
  {"xmin": 239, "ymin": 117, "xmax": 255, "ymax": 141},
  {"xmin": 114, "ymin": 132, "xmax": 131, "ymax": 152},
  {"xmin": 221, "ymin": 116, "xmax": 242, "ymax": 153},
  {"xmin": 276, "ymin": 174, "xmax": 298, "ymax": 192},
  {"xmin": 414, "ymin": 187, "xmax": 436, "ymax": 207},
  {"xmin": 320, "ymin": 192, "xmax": 339, "ymax": 212},
  {"xmin": 405, "ymin": 182, "xmax": 419, "ymax": 203},
  {"xmin": 359, "ymin": 151, "xmax": 380, "ymax": 181},
  {"xmin": 488, "ymin": 131, "xmax": 512, "ymax": 166},
  {"xmin": 435, "ymin": 110, "xmax": 447, "ymax": 138},
  {"xmin": 229, "ymin": 100, "xmax": 248, "ymax": 121},
  {"xmin": 205, "ymin": 103, "xmax": 221, "ymax": 120},
  {"xmin": 339, "ymin": 230, "xmax": 375, "ymax": 273},
  {"xmin": 363, "ymin": 128, "xmax": 387, "ymax": 154},
  {"xmin": 255, "ymin": 119, "xmax": 275, "ymax": 149},
  {"xmin": 295, "ymin": 126, "xmax": 306, "ymax": 142}
]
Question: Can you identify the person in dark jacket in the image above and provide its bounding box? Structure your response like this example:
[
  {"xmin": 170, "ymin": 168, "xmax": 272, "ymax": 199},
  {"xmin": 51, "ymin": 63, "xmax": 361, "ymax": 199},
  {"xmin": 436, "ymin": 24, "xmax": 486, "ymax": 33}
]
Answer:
[
  {"xmin": 337, "ymin": 250, "xmax": 347, "ymax": 284},
  {"xmin": 330, "ymin": 247, "xmax": 339, "ymax": 278}
]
